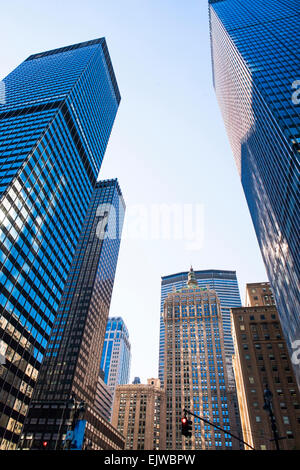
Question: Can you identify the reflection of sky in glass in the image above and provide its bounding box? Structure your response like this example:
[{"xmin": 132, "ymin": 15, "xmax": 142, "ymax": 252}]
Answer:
[
  {"xmin": 0, "ymin": 38, "xmax": 121, "ymax": 446},
  {"xmin": 209, "ymin": 0, "xmax": 300, "ymax": 385}
]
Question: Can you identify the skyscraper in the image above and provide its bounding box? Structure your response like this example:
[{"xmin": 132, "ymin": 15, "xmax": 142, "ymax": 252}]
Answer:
[
  {"xmin": 163, "ymin": 269, "xmax": 238, "ymax": 450},
  {"xmin": 112, "ymin": 378, "xmax": 166, "ymax": 450},
  {"xmin": 245, "ymin": 282, "xmax": 276, "ymax": 308},
  {"xmin": 209, "ymin": 0, "xmax": 300, "ymax": 386},
  {"xmin": 0, "ymin": 38, "xmax": 120, "ymax": 449},
  {"xmin": 101, "ymin": 316, "xmax": 131, "ymax": 399},
  {"xmin": 232, "ymin": 283, "xmax": 300, "ymax": 450},
  {"xmin": 159, "ymin": 269, "xmax": 241, "ymax": 387},
  {"xmin": 94, "ymin": 370, "xmax": 114, "ymax": 423},
  {"xmin": 21, "ymin": 178, "xmax": 125, "ymax": 450}
]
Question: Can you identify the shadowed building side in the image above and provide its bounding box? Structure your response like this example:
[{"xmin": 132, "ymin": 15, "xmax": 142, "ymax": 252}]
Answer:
[{"xmin": 21, "ymin": 179, "xmax": 125, "ymax": 450}]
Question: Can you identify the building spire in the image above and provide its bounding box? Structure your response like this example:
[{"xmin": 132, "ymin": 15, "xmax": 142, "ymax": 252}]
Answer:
[{"xmin": 187, "ymin": 266, "xmax": 198, "ymax": 288}]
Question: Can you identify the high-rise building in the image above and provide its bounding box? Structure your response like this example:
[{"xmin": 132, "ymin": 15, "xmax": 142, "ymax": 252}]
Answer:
[
  {"xmin": 112, "ymin": 378, "xmax": 166, "ymax": 450},
  {"xmin": 232, "ymin": 283, "xmax": 300, "ymax": 450},
  {"xmin": 0, "ymin": 38, "xmax": 120, "ymax": 449},
  {"xmin": 209, "ymin": 0, "xmax": 300, "ymax": 386},
  {"xmin": 100, "ymin": 316, "xmax": 131, "ymax": 398},
  {"xmin": 159, "ymin": 269, "xmax": 241, "ymax": 387},
  {"xmin": 21, "ymin": 179, "xmax": 125, "ymax": 450},
  {"xmin": 245, "ymin": 282, "xmax": 276, "ymax": 308},
  {"xmin": 163, "ymin": 268, "xmax": 238, "ymax": 450},
  {"xmin": 94, "ymin": 370, "xmax": 113, "ymax": 423}
]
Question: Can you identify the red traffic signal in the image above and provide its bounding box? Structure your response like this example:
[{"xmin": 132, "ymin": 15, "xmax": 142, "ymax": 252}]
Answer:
[
  {"xmin": 181, "ymin": 416, "xmax": 192, "ymax": 437},
  {"xmin": 42, "ymin": 441, "xmax": 48, "ymax": 449}
]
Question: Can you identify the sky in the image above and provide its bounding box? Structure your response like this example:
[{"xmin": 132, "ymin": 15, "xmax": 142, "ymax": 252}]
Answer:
[{"xmin": 0, "ymin": 0, "xmax": 268, "ymax": 383}]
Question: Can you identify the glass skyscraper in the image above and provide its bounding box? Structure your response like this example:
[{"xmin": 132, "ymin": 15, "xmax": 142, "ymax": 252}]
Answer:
[
  {"xmin": 0, "ymin": 39, "xmax": 120, "ymax": 449},
  {"xmin": 209, "ymin": 0, "xmax": 300, "ymax": 386},
  {"xmin": 21, "ymin": 179, "xmax": 126, "ymax": 450},
  {"xmin": 159, "ymin": 269, "xmax": 241, "ymax": 387},
  {"xmin": 101, "ymin": 316, "xmax": 131, "ymax": 399}
]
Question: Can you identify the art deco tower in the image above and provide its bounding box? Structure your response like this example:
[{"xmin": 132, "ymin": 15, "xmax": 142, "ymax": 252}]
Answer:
[
  {"xmin": 0, "ymin": 38, "xmax": 120, "ymax": 449},
  {"xmin": 209, "ymin": 0, "xmax": 300, "ymax": 386},
  {"xmin": 163, "ymin": 268, "xmax": 238, "ymax": 450},
  {"xmin": 159, "ymin": 269, "xmax": 241, "ymax": 388}
]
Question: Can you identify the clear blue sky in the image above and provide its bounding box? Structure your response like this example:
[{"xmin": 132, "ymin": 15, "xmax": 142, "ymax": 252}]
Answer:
[{"xmin": 0, "ymin": 0, "xmax": 267, "ymax": 383}]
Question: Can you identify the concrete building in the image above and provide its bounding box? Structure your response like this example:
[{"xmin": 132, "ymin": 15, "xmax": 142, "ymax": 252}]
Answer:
[
  {"xmin": 232, "ymin": 283, "xmax": 300, "ymax": 450},
  {"xmin": 112, "ymin": 378, "xmax": 166, "ymax": 450},
  {"xmin": 245, "ymin": 282, "xmax": 276, "ymax": 308}
]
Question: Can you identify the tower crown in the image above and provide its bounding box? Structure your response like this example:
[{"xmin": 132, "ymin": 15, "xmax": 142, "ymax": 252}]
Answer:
[{"xmin": 187, "ymin": 266, "xmax": 198, "ymax": 288}]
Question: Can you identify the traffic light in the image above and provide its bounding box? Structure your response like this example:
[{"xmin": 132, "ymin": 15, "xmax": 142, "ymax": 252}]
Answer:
[
  {"xmin": 181, "ymin": 416, "xmax": 192, "ymax": 437},
  {"xmin": 42, "ymin": 441, "xmax": 48, "ymax": 449}
]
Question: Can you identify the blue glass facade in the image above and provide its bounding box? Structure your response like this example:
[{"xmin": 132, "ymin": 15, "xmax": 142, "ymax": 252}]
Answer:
[
  {"xmin": 209, "ymin": 0, "xmax": 300, "ymax": 386},
  {"xmin": 101, "ymin": 316, "xmax": 131, "ymax": 399},
  {"xmin": 0, "ymin": 39, "xmax": 120, "ymax": 448},
  {"xmin": 22, "ymin": 179, "xmax": 126, "ymax": 449},
  {"xmin": 159, "ymin": 269, "xmax": 241, "ymax": 386}
]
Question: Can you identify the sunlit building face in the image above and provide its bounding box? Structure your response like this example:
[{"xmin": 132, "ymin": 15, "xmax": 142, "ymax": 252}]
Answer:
[
  {"xmin": 209, "ymin": 0, "xmax": 300, "ymax": 387},
  {"xmin": 0, "ymin": 38, "xmax": 120, "ymax": 449}
]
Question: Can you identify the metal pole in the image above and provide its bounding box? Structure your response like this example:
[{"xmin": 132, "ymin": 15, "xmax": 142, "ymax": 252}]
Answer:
[
  {"xmin": 55, "ymin": 402, "xmax": 68, "ymax": 450},
  {"xmin": 183, "ymin": 408, "xmax": 255, "ymax": 450},
  {"xmin": 263, "ymin": 385, "xmax": 280, "ymax": 450}
]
